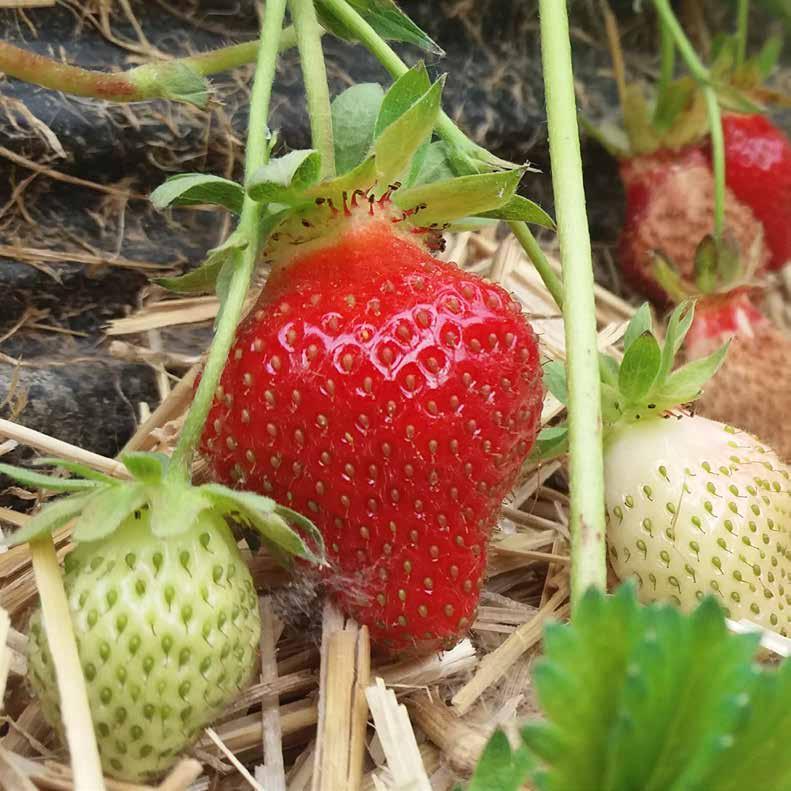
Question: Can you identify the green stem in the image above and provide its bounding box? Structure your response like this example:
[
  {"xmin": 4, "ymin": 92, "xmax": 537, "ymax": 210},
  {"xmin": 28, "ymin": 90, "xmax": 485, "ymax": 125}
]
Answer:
[
  {"xmin": 735, "ymin": 0, "xmax": 750, "ymax": 69},
  {"xmin": 289, "ymin": 0, "xmax": 336, "ymax": 178},
  {"xmin": 508, "ymin": 222, "xmax": 564, "ymax": 310},
  {"xmin": 0, "ymin": 29, "xmax": 298, "ymax": 106},
  {"xmin": 653, "ymin": 0, "xmax": 725, "ymax": 238},
  {"xmin": 538, "ymin": 0, "xmax": 606, "ymax": 610},
  {"xmin": 317, "ymin": 0, "xmax": 565, "ymax": 311},
  {"xmin": 653, "ymin": 14, "xmax": 676, "ymax": 125},
  {"xmin": 168, "ymin": 0, "xmax": 289, "ymax": 482}
]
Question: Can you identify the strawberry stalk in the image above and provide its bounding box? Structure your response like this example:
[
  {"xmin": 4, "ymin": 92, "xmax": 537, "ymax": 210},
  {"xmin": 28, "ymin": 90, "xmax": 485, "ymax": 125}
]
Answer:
[
  {"xmin": 167, "ymin": 0, "xmax": 289, "ymax": 483},
  {"xmin": 736, "ymin": 0, "xmax": 750, "ymax": 69},
  {"xmin": 0, "ymin": 31, "xmax": 299, "ymax": 107},
  {"xmin": 653, "ymin": 0, "xmax": 726, "ymax": 240},
  {"xmin": 538, "ymin": 0, "xmax": 606, "ymax": 607},
  {"xmin": 315, "ymin": 0, "xmax": 565, "ymax": 310},
  {"xmin": 289, "ymin": 0, "xmax": 336, "ymax": 178}
]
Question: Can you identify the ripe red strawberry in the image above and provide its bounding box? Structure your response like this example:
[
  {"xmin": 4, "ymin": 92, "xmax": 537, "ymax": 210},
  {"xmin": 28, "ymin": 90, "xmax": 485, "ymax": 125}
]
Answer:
[
  {"xmin": 618, "ymin": 147, "xmax": 769, "ymax": 303},
  {"xmin": 711, "ymin": 114, "xmax": 791, "ymax": 272},
  {"xmin": 201, "ymin": 204, "xmax": 543, "ymax": 654}
]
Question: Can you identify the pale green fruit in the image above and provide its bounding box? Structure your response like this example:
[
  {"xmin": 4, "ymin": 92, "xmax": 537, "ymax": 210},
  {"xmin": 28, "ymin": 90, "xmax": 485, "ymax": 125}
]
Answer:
[
  {"xmin": 605, "ymin": 414, "xmax": 791, "ymax": 635},
  {"xmin": 27, "ymin": 508, "xmax": 261, "ymax": 782}
]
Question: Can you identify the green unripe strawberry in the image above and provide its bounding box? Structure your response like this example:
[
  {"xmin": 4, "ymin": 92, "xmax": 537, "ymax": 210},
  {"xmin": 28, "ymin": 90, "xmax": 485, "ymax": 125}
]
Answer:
[
  {"xmin": 0, "ymin": 452, "xmax": 322, "ymax": 782},
  {"xmin": 27, "ymin": 508, "xmax": 260, "ymax": 782},
  {"xmin": 605, "ymin": 414, "xmax": 791, "ymax": 635}
]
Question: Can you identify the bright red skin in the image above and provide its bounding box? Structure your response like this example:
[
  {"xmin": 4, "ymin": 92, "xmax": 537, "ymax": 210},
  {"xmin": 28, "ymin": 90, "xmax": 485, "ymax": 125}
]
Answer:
[
  {"xmin": 685, "ymin": 289, "xmax": 768, "ymax": 357},
  {"xmin": 715, "ymin": 114, "xmax": 791, "ymax": 271},
  {"xmin": 202, "ymin": 217, "xmax": 543, "ymax": 654}
]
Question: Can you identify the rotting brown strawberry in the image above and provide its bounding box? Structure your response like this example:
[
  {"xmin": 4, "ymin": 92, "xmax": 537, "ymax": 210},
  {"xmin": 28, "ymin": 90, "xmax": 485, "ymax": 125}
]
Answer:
[
  {"xmin": 200, "ymin": 197, "xmax": 544, "ymax": 654},
  {"xmin": 618, "ymin": 147, "xmax": 769, "ymax": 302}
]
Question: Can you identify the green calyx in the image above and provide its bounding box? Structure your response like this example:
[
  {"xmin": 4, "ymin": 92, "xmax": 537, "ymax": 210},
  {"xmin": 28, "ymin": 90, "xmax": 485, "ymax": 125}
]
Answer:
[
  {"xmin": 654, "ymin": 232, "xmax": 757, "ymax": 303},
  {"xmin": 150, "ymin": 61, "xmax": 553, "ymax": 299},
  {"xmin": 595, "ymin": 10, "xmax": 785, "ymax": 159},
  {"xmin": 0, "ymin": 454, "xmax": 324, "ymax": 566},
  {"xmin": 533, "ymin": 301, "xmax": 728, "ymax": 460}
]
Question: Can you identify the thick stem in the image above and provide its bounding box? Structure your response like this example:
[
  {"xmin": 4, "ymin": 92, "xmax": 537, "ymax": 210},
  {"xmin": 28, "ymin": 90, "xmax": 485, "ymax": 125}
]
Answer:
[
  {"xmin": 735, "ymin": 0, "xmax": 750, "ymax": 69},
  {"xmin": 538, "ymin": 0, "xmax": 606, "ymax": 610},
  {"xmin": 317, "ymin": 0, "xmax": 565, "ymax": 310},
  {"xmin": 289, "ymin": 0, "xmax": 336, "ymax": 178},
  {"xmin": 0, "ymin": 29, "xmax": 297, "ymax": 105},
  {"xmin": 653, "ymin": 0, "xmax": 725, "ymax": 238},
  {"xmin": 168, "ymin": 0, "xmax": 289, "ymax": 481}
]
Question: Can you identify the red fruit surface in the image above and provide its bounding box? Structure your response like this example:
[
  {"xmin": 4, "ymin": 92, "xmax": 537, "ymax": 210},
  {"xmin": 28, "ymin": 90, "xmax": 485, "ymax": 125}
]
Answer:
[
  {"xmin": 201, "ymin": 214, "xmax": 543, "ymax": 653},
  {"xmin": 618, "ymin": 147, "xmax": 768, "ymax": 302},
  {"xmin": 684, "ymin": 289, "xmax": 767, "ymax": 357},
  {"xmin": 715, "ymin": 114, "xmax": 791, "ymax": 271}
]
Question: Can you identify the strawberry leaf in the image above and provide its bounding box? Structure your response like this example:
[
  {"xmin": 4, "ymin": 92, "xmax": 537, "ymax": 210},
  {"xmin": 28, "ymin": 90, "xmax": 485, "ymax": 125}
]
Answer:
[
  {"xmin": 530, "ymin": 426, "xmax": 569, "ymax": 462},
  {"xmin": 477, "ymin": 195, "xmax": 555, "ymax": 229},
  {"xmin": 598, "ymin": 353, "xmax": 621, "ymax": 388},
  {"xmin": 316, "ymin": 0, "xmax": 443, "ymax": 55},
  {"xmin": 247, "ymin": 149, "xmax": 322, "ymax": 204},
  {"xmin": 150, "ymin": 173, "xmax": 245, "ymax": 214},
  {"xmin": 155, "ymin": 231, "xmax": 248, "ymax": 295},
  {"xmin": 521, "ymin": 585, "xmax": 785, "ymax": 791},
  {"xmin": 374, "ymin": 62, "xmax": 431, "ymax": 137},
  {"xmin": 306, "ymin": 156, "xmax": 378, "ymax": 205},
  {"xmin": 374, "ymin": 76, "xmax": 444, "ymax": 186},
  {"xmin": 754, "ymin": 33, "xmax": 784, "ymax": 79},
  {"xmin": 394, "ymin": 168, "xmax": 526, "ymax": 225},
  {"xmin": 618, "ymin": 331, "xmax": 662, "ymax": 404},
  {"xmin": 657, "ymin": 301, "xmax": 696, "ymax": 385},
  {"xmin": 3, "ymin": 491, "xmax": 96, "ymax": 546},
  {"xmin": 0, "ymin": 462, "xmax": 102, "ymax": 493},
  {"xmin": 623, "ymin": 303, "xmax": 653, "ymax": 352},
  {"xmin": 330, "ymin": 83, "xmax": 384, "ymax": 175},
  {"xmin": 408, "ymin": 140, "xmax": 456, "ymax": 187},
  {"xmin": 462, "ymin": 730, "xmax": 534, "ymax": 791},
  {"xmin": 72, "ymin": 483, "xmax": 148, "ymax": 542}
]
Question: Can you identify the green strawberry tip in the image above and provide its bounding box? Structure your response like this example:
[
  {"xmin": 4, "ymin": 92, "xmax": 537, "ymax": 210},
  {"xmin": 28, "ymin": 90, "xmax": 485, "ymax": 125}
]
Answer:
[
  {"xmin": 0, "ymin": 452, "xmax": 326, "ymax": 567},
  {"xmin": 532, "ymin": 299, "xmax": 730, "ymax": 462}
]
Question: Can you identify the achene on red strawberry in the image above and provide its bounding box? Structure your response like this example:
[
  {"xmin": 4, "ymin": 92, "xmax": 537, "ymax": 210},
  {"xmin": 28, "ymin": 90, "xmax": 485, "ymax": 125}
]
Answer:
[{"xmin": 202, "ymin": 200, "xmax": 544, "ymax": 654}]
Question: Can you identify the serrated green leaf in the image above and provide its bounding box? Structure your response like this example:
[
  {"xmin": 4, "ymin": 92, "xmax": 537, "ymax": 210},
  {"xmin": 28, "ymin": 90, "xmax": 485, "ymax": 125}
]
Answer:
[
  {"xmin": 654, "ymin": 253, "xmax": 695, "ymax": 303},
  {"xmin": 150, "ymin": 173, "xmax": 245, "ymax": 213},
  {"xmin": 202, "ymin": 484, "xmax": 322, "ymax": 565},
  {"xmin": 31, "ymin": 457, "xmax": 116, "ymax": 485},
  {"xmin": 465, "ymin": 730, "xmax": 534, "ymax": 791},
  {"xmin": 155, "ymin": 231, "xmax": 248, "ymax": 295},
  {"xmin": 330, "ymin": 83, "xmax": 384, "ymax": 175},
  {"xmin": 657, "ymin": 301, "xmax": 696, "ymax": 385},
  {"xmin": 72, "ymin": 483, "xmax": 148, "ymax": 542},
  {"xmin": 272, "ymin": 503, "xmax": 327, "ymax": 563},
  {"xmin": 619, "ymin": 332, "xmax": 662, "ymax": 403},
  {"xmin": 120, "ymin": 451, "xmax": 168, "ymax": 484},
  {"xmin": 316, "ymin": 0, "xmax": 443, "ymax": 54},
  {"xmin": 652, "ymin": 78, "xmax": 697, "ymax": 134},
  {"xmin": 3, "ymin": 491, "xmax": 96, "ymax": 546},
  {"xmin": 477, "ymin": 195, "xmax": 555, "ymax": 229},
  {"xmin": 542, "ymin": 360, "xmax": 568, "ymax": 405},
  {"xmin": 374, "ymin": 76, "xmax": 444, "ymax": 186},
  {"xmin": 394, "ymin": 168, "xmax": 525, "ymax": 226},
  {"xmin": 247, "ymin": 149, "xmax": 322, "ymax": 204},
  {"xmin": 655, "ymin": 341, "xmax": 729, "ymax": 405},
  {"xmin": 148, "ymin": 484, "xmax": 211, "ymax": 538},
  {"xmin": 623, "ymin": 303, "xmax": 653, "ymax": 352},
  {"xmin": 0, "ymin": 462, "xmax": 101, "ymax": 493},
  {"xmin": 374, "ymin": 62, "xmax": 431, "ymax": 138}
]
